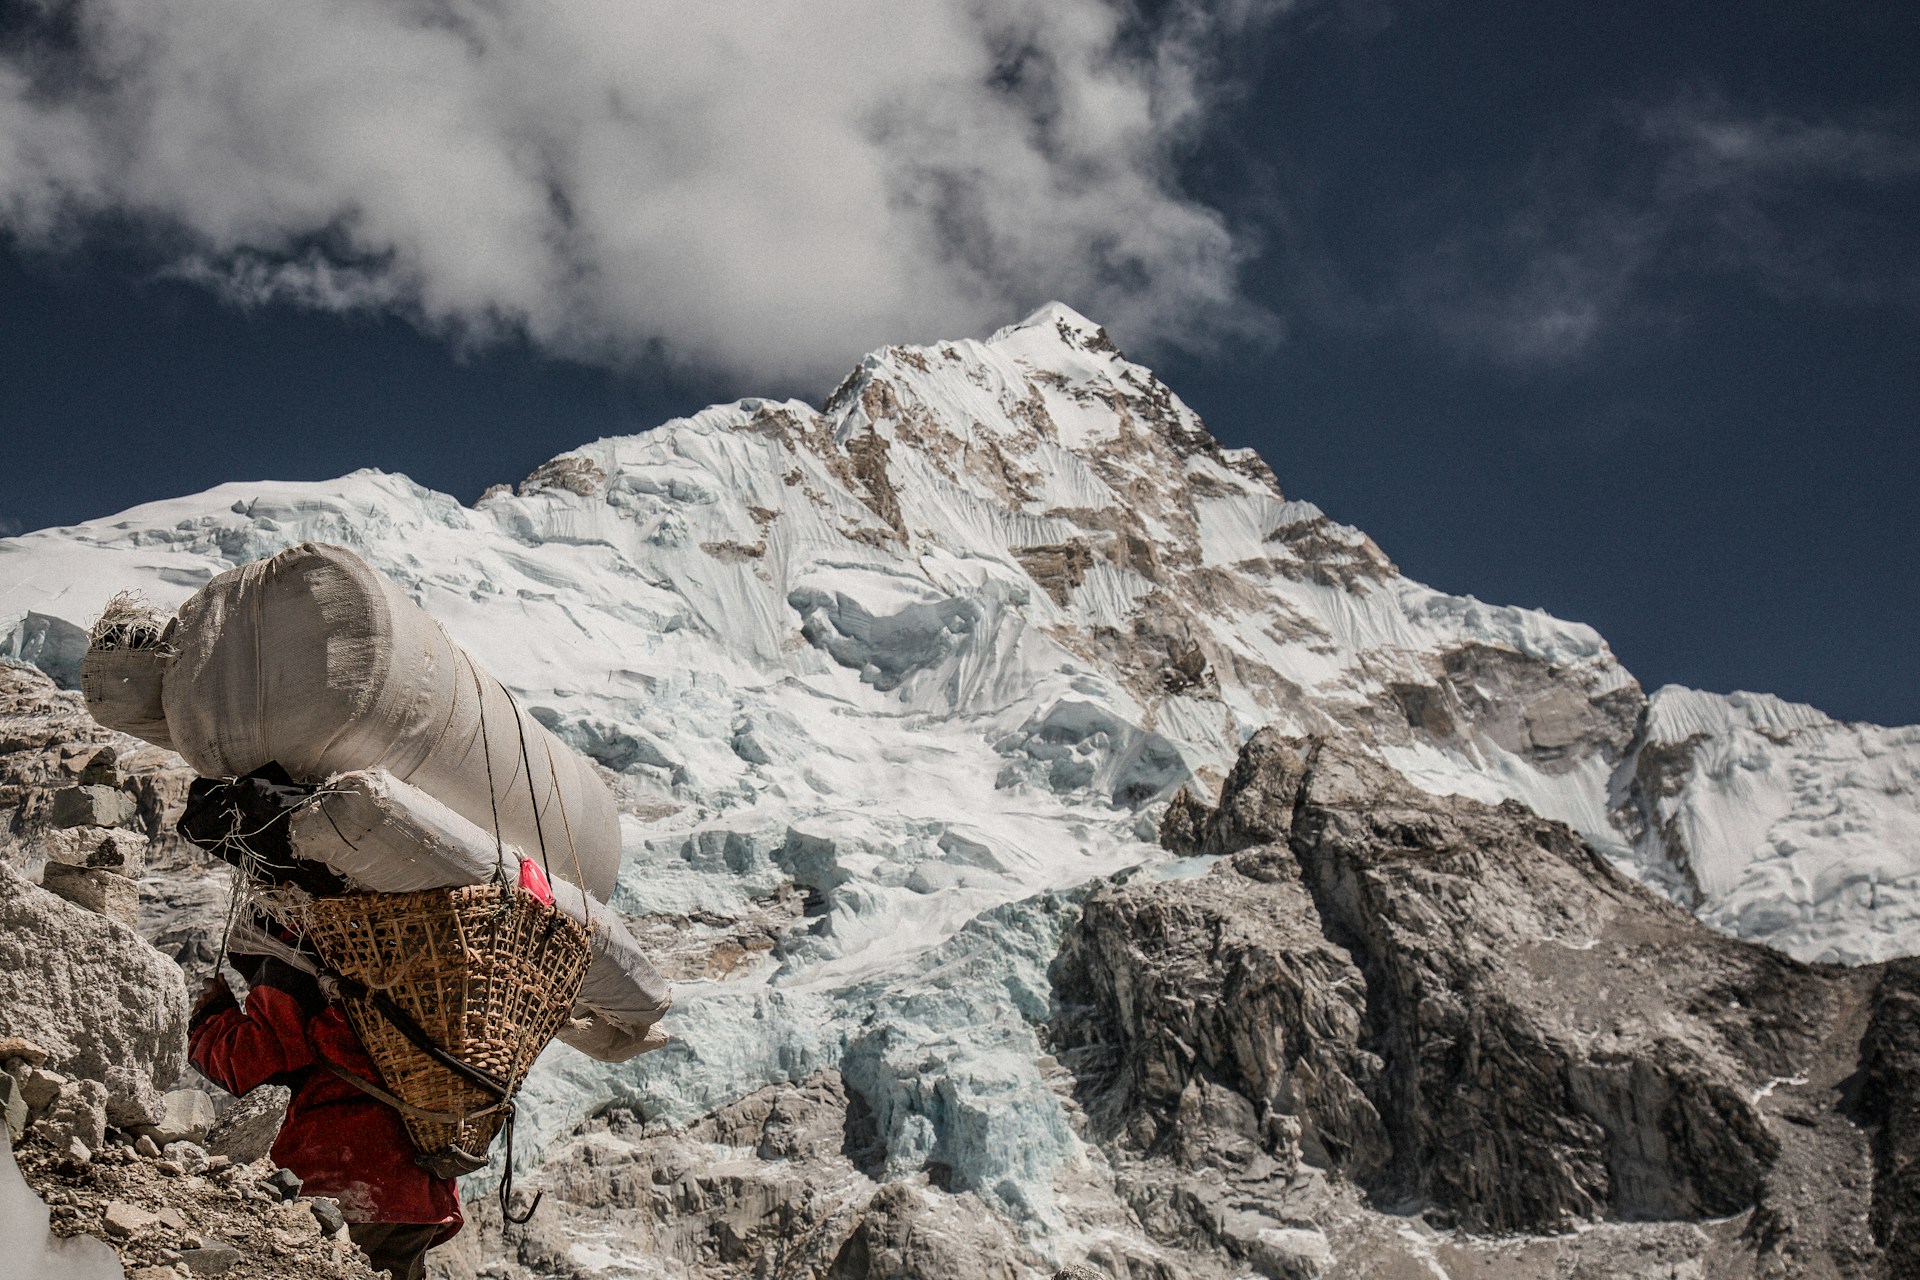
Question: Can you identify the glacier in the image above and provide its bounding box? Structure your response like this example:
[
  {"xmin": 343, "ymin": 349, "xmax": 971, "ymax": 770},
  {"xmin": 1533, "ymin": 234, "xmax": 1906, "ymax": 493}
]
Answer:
[{"xmin": 2, "ymin": 301, "xmax": 1917, "ymax": 1243}]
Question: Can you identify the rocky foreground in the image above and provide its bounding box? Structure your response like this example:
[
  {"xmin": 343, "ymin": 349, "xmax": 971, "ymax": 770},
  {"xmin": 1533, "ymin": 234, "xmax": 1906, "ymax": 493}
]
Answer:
[{"xmin": 1, "ymin": 662, "xmax": 384, "ymax": 1279}]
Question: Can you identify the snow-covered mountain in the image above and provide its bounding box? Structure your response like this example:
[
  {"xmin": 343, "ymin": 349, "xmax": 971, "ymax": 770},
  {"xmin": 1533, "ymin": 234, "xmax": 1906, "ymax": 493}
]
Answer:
[{"xmin": 3, "ymin": 302, "xmax": 1917, "ymax": 1261}]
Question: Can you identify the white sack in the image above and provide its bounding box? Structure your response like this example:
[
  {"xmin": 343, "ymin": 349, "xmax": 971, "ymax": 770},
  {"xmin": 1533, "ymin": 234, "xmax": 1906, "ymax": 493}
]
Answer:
[
  {"xmin": 81, "ymin": 648, "xmax": 175, "ymax": 749},
  {"xmin": 160, "ymin": 542, "xmax": 619, "ymax": 900},
  {"xmin": 290, "ymin": 768, "xmax": 671, "ymax": 1042},
  {"xmin": 553, "ymin": 1014, "xmax": 671, "ymax": 1064}
]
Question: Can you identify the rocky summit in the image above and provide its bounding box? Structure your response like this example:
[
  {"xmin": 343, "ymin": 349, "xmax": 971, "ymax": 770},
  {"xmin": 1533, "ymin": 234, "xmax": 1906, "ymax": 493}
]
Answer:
[{"xmin": 0, "ymin": 304, "xmax": 1916, "ymax": 1276}]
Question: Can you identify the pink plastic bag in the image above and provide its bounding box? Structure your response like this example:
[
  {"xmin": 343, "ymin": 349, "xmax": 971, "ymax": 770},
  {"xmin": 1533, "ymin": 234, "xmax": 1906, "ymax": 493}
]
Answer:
[{"xmin": 518, "ymin": 857, "xmax": 555, "ymax": 906}]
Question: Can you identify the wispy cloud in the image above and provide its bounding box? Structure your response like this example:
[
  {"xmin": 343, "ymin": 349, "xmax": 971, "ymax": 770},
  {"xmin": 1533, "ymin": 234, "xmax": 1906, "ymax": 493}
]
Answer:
[
  {"xmin": 0, "ymin": 0, "xmax": 1286, "ymax": 384},
  {"xmin": 1400, "ymin": 88, "xmax": 1920, "ymax": 365}
]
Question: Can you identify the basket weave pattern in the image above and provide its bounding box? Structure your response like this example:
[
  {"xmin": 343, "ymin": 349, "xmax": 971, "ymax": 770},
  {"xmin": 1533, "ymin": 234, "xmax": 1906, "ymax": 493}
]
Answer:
[{"xmin": 301, "ymin": 883, "xmax": 591, "ymax": 1162}]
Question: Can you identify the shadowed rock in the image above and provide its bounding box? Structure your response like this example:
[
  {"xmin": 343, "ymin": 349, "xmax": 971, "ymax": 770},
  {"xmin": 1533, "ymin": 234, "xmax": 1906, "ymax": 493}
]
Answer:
[{"xmin": 1056, "ymin": 729, "xmax": 1889, "ymax": 1273}]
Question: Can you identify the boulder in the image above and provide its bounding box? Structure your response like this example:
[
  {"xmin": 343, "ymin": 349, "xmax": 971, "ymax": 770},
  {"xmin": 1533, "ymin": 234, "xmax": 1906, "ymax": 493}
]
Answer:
[
  {"xmin": 203, "ymin": 1085, "xmax": 288, "ymax": 1163},
  {"xmin": 31, "ymin": 1078, "xmax": 107, "ymax": 1154},
  {"xmin": 40, "ymin": 864, "xmax": 139, "ymax": 928},
  {"xmin": 104, "ymin": 1065, "xmax": 167, "ymax": 1129},
  {"xmin": 164, "ymin": 1141, "xmax": 210, "ymax": 1175},
  {"xmin": 136, "ymin": 1090, "xmax": 216, "ymax": 1147},
  {"xmin": 42, "ymin": 827, "xmax": 147, "ymax": 876},
  {"xmin": 18, "ymin": 1066, "xmax": 66, "ymax": 1115},
  {"xmin": 178, "ymin": 1239, "xmax": 243, "ymax": 1275},
  {"xmin": 0, "ymin": 1036, "xmax": 49, "ymax": 1069},
  {"xmin": 48, "ymin": 784, "xmax": 137, "ymax": 830},
  {"xmin": 0, "ymin": 863, "xmax": 187, "ymax": 1106},
  {"xmin": 76, "ymin": 748, "xmax": 118, "ymax": 788},
  {"xmin": 308, "ymin": 1197, "xmax": 346, "ymax": 1238},
  {"xmin": 103, "ymin": 1199, "xmax": 161, "ymax": 1237}
]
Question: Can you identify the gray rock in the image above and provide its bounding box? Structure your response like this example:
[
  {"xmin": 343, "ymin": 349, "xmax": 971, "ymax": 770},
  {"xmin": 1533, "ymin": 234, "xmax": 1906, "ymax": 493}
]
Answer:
[
  {"xmin": 42, "ymin": 826, "xmax": 148, "ymax": 876},
  {"xmin": 30, "ymin": 1077, "xmax": 107, "ymax": 1154},
  {"xmin": 76, "ymin": 747, "xmax": 118, "ymax": 787},
  {"xmin": 164, "ymin": 1140, "xmax": 210, "ymax": 1175},
  {"xmin": 1205, "ymin": 729, "xmax": 1311, "ymax": 853},
  {"xmin": 39, "ymin": 862, "xmax": 141, "ymax": 927},
  {"xmin": 266, "ymin": 1167, "xmax": 303, "ymax": 1201},
  {"xmin": 0, "ymin": 1071, "xmax": 24, "ymax": 1142},
  {"xmin": 308, "ymin": 1196, "xmax": 346, "ymax": 1237},
  {"xmin": 203, "ymin": 1085, "xmax": 288, "ymax": 1163},
  {"xmin": 17, "ymin": 1065, "xmax": 64, "ymax": 1115},
  {"xmin": 49, "ymin": 784, "xmax": 137, "ymax": 830},
  {"xmin": 178, "ymin": 1239, "xmax": 243, "ymax": 1275},
  {"xmin": 104, "ymin": 1199, "xmax": 161, "ymax": 1237},
  {"xmin": 1862, "ymin": 958, "xmax": 1920, "ymax": 1274},
  {"xmin": 105, "ymin": 1064, "xmax": 168, "ymax": 1128},
  {"xmin": 0, "ymin": 862, "xmax": 187, "ymax": 1107},
  {"xmin": 136, "ymin": 1088, "xmax": 217, "ymax": 1146},
  {"xmin": 134, "ymin": 1134, "xmax": 160, "ymax": 1159}
]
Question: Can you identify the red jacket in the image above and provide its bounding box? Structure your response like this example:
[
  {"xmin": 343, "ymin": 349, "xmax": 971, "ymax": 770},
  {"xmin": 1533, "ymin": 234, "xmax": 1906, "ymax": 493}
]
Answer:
[{"xmin": 189, "ymin": 968, "xmax": 463, "ymax": 1239}]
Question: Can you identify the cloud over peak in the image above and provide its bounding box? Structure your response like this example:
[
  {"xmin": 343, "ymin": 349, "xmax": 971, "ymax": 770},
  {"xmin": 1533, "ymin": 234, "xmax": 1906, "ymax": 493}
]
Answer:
[{"xmin": 0, "ymin": 0, "xmax": 1280, "ymax": 383}]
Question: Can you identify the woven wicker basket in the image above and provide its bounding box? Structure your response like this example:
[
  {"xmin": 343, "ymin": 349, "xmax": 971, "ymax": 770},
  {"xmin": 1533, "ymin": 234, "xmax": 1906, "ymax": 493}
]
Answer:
[{"xmin": 300, "ymin": 883, "xmax": 591, "ymax": 1169}]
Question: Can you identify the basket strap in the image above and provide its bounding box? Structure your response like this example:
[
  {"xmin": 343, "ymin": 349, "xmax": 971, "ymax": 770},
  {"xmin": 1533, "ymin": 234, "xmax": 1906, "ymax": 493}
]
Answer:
[
  {"xmin": 320, "ymin": 1061, "xmax": 513, "ymax": 1125},
  {"xmin": 321, "ymin": 969, "xmax": 513, "ymax": 1100}
]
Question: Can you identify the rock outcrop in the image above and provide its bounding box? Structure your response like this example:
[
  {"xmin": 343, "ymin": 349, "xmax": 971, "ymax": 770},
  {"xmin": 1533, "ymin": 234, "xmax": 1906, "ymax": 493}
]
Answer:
[
  {"xmin": 1862, "ymin": 959, "xmax": 1920, "ymax": 1275},
  {"xmin": 1053, "ymin": 730, "xmax": 1902, "ymax": 1277}
]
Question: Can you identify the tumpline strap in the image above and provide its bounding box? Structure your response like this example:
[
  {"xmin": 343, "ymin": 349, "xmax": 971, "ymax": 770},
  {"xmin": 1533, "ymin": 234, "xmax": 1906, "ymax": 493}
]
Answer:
[{"xmin": 320, "ymin": 1061, "xmax": 512, "ymax": 1125}]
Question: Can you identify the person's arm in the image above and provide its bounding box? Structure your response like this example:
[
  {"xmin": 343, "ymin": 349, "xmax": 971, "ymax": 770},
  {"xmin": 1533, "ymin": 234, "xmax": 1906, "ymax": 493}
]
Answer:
[{"xmin": 187, "ymin": 975, "xmax": 318, "ymax": 1097}]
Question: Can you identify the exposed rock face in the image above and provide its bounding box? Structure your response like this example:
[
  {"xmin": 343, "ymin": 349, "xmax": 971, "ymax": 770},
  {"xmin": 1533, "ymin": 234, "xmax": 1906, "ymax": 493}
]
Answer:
[
  {"xmin": 1053, "ymin": 730, "xmax": 1895, "ymax": 1276},
  {"xmin": 1862, "ymin": 959, "xmax": 1920, "ymax": 1274},
  {"xmin": 0, "ymin": 663, "xmax": 195, "ymax": 872},
  {"xmin": 0, "ymin": 864, "xmax": 188, "ymax": 1118},
  {"xmin": 1394, "ymin": 642, "xmax": 1644, "ymax": 776}
]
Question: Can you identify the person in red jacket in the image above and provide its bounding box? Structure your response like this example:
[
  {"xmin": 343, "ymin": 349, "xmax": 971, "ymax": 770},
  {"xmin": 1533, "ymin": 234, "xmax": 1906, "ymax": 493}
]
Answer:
[{"xmin": 189, "ymin": 957, "xmax": 462, "ymax": 1280}]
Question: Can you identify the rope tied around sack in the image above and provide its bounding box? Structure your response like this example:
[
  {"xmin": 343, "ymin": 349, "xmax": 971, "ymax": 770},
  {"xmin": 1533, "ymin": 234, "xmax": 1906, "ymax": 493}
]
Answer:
[{"xmin": 460, "ymin": 654, "xmax": 570, "ymax": 1224}]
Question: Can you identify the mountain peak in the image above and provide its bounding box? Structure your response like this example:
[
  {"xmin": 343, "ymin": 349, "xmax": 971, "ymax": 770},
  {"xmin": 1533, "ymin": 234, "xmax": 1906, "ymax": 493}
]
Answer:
[{"xmin": 987, "ymin": 301, "xmax": 1122, "ymax": 358}]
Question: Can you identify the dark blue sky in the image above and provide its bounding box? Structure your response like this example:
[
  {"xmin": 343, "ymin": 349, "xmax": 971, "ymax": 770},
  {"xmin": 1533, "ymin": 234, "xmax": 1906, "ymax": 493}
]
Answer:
[{"xmin": 1, "ymin": 1, "xmax": 1915, "ymax": 724}]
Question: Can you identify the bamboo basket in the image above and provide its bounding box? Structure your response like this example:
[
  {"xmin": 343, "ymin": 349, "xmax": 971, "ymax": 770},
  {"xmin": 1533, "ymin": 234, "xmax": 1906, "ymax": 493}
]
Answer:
[{"xmin": 300, "ymin": 883, "xmax": 591, "ymax": 1170}]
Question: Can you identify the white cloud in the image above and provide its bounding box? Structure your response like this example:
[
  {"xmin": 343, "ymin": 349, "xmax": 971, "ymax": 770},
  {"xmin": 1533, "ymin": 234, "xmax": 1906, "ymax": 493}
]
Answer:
[{"xmin": 0, "ymin": 0, "xmax": 1282, "ymax": 383}]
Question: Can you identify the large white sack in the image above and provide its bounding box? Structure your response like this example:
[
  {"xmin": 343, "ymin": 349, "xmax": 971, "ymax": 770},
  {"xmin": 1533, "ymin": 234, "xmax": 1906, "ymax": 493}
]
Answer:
[
  {"xmin": 290, "ymin": 769, "xmax": 671, "ymax": 1040},
  {"xmin": 159, "ymin": 542, "xmax": 620, "ymax": 900}
]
